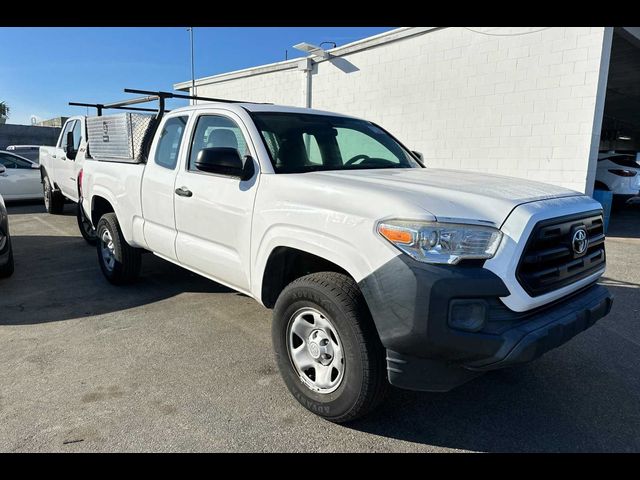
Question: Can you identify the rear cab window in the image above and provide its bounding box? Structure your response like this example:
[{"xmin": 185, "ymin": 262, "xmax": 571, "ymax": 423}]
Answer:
[{"xmin": 154, "ymin": 116, "xmax": 188, "ymax": 170}]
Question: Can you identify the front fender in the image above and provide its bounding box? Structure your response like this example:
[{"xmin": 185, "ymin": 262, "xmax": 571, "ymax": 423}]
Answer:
[{"xmin": 251, "ymin": 223, "xmax": 398, "ymax": 305}]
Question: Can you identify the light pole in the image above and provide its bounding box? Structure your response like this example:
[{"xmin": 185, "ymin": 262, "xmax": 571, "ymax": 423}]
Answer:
[
  {"xmin": 187, "ymin": 27, "xmax": 197, "ymax": 104},
  {"xmin": 293, "ymin": 42, "xmax": 332, "ymax": 109}
]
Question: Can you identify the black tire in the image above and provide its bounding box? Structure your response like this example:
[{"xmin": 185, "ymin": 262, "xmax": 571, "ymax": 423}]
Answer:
[
  {"xmin": 76, "ymin": 203, "xmax": 97, "ymax": 246},
  {"xmin": 43, "ymin": 175, "xmax": 64, "ymax": 214},
  {"xmin": 96, "ymin": 212, "xmax": 141, "ymax": 285},
  {"xmin": 272, "ymin": 272, "xmax": 388, "ymax": 423},
  {"xmin": 0, "ymin": 238, "xmax": 14, "ymax": 278}
]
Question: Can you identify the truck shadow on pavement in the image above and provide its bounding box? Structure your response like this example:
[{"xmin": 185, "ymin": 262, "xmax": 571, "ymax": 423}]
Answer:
[
  {"xmin": 346, "ymin": 282, "xmax": 640, "ymax": 452},
  {"xmin": 0, "ymin": 234, "xmax": 233, "ymax": 325}
]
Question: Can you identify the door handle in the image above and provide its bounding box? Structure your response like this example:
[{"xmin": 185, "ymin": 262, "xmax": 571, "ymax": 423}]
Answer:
[
  {"xmin": 52, "ymin": 154, "xmax": 57, "ymax": 159},
  {"xmin": 175, "ymin": 187, "xmax": 193, "ymax": 197}
]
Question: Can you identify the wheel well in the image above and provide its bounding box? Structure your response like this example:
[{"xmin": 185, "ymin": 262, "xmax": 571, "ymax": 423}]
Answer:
[
  {"xmin": 91, "ymin": 196, "xmax": 114, "ymax": 226},
  {"xmin": 261, "ymin": 247, "xmax": 351, "ymax": 308}
]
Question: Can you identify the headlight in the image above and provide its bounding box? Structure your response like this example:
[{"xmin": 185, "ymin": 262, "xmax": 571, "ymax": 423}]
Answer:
[{"xmin": 377, "ymin": 220, "xmax": 502, "ymax": 265}]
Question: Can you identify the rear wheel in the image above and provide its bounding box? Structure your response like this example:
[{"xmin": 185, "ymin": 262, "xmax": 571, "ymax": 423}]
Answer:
[
  {"xmin": 77, "ymin": 203, "xmax": 97, "ymax": 245},
  {"xmin": 43, "ymin": 175, "xmax": 64, "ymax": 214},
  {"xmin": 96, "ymin": 213, "xmax": 141, "ymax": 285},
  {"xmin": 272, "ymin": 272, "xmax": 388, "ymax": 423}
]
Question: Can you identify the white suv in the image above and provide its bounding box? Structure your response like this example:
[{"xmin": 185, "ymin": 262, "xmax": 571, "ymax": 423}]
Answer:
[{"xmin": 595, "ymin": 151, "xmax": 640, "ymax": 203}]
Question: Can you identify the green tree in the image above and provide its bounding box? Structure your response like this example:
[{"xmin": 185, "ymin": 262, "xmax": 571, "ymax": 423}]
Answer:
[{"xmin": 0, "ymin": 101, "xmax": 9, "ymax": 118}]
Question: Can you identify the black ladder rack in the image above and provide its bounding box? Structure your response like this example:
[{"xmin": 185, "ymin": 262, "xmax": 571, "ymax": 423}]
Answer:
[{"xmin": 69, "ymin": 88, "xmax": 265, "ymax": 118}]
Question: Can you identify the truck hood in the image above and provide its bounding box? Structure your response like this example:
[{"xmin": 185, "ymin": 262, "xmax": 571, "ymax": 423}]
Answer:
[{"xmin": 308, "ymin": 168, "xmax": 582, "ymax": 227}]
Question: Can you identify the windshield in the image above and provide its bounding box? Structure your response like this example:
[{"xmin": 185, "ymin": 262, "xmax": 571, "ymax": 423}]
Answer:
[{"xmin": 250, "ymin": 112, "xmax": 422, "ymax": 173}]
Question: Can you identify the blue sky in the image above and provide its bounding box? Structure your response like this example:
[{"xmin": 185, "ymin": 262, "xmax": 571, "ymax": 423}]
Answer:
[{"xmin": 0, "ymin": 27, "xmax": 393, "ymax": 125}]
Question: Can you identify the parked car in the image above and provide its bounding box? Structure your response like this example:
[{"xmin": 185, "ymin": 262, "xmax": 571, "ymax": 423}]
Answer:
[
  {"xmin": 0, "ymin": 194, "xmax": 14, "ymax": 278},
  {"xmin": 39, "ymin": 115, "xmax": 96, "ymax": 244},
  {"xmin": 0, "ymin": 150, "xmax": 42, "ymax": 200},
  {"xmin": 6, "ymin": 145, "xmax": 42, "ymax": 164},
  {"xmin": 81, "ymin": 99, "xmax": 613, "ymax": 423},
  {"xmin": 595, "ymin": 151, "xmax": 640, "ymax": 203}
]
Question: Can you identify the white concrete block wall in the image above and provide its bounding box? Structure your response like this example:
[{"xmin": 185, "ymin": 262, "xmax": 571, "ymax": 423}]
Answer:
[
  {"xmin": 191, "ymin": 27, "xmax": 610, "ymax": 193},
  {"xmin": 196, "ymin": 67, "xmax": 303, "ymax": 107}
]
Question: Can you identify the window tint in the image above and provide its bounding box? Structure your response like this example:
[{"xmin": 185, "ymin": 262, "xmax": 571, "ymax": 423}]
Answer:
[
  {"xmin": 251, "ymin": 112, "xmax": 420, "ymax": 174},
  {"xmin": 0, "ymin": 153, "xmax": 17, "ymax": 168},
  {"xmin": 72, "ymin": 119, "xmax": 82, "ymax": 150},
  {"xmin": 188, "ymin": 115, "xmax": 249, "ymax": 171},
  {"xmin": 59, "ymin": 120, "xmax": 75, "ymax": 148},
  {"xmin": 0, "ymin": 154, "xmax": 32, "ymax": 169},
  {"xmin": 154, "ymin": 116, "xmax": 188, "ymax": 170}
]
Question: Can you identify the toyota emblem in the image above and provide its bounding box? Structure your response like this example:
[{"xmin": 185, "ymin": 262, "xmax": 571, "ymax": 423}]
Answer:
[{"xmin": 572, "ymin": 228, "xmax": 588, "ymax": 255}]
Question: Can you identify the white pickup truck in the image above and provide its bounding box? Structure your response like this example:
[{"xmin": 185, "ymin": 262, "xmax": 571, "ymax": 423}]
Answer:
[
  {"xmin": 81, "ymin": 99, "xmax": 613, "ymax": 422},
  {"xmin": 39, "ymin": 115, "xmax": 97, "ymax": 244}
]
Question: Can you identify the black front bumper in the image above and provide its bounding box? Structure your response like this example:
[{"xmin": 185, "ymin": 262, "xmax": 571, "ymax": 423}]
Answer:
[{"xmin": 358, "ymin": 256, "xmax": 613, "ymax": 392}]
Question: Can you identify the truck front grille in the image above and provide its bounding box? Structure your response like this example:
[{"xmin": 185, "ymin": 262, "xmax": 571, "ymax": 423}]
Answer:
[{"xmin": 516, "ymin": 211, "xmax": 605, "ymax": 297}]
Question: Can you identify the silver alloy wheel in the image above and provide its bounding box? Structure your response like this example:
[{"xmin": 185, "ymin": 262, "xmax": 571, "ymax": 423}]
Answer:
[
  {"xmin": 100, "ymin": 228, "xmax": 116, "ymax": 272},
  {"xmin": 287, "ymin": 307, "xmax": 345, "ymax": 394}
]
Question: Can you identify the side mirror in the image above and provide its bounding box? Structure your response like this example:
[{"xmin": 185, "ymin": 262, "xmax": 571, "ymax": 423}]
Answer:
[
  {"xmin": 65, "ymin": 131, "xmax": 77, "ymax": 160},
  {"xmin": 0, "ymin": 164, "xmax": 6, "ymax": 176},
  {"xmin": 31, "ymin": 163, "xmax": 40, "ymax": 169},
  {"xmin": 411, "ymin": 150, "xmax": 424, "ymax": 162},
  {"xmin": 195, "ymin": 147, "xmax": 254, "ymax": 180}
]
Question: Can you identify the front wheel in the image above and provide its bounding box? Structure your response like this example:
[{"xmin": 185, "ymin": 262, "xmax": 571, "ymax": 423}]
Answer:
[
  {"xmin": 272, "ymin": 272, "xmax": 388, "ymax": 423},
  {"xmin": 96, "ymin": 213, "xmax": 141, "ymax": 285},
  {"xmin": 76, "ymin": 203, "xmax": 97, "ymax": 245}
]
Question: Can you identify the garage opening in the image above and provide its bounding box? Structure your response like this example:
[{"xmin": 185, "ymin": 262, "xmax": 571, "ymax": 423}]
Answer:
[{"xmin": 596, "ymin": 28, "xmax": 640, "ymax": 235}]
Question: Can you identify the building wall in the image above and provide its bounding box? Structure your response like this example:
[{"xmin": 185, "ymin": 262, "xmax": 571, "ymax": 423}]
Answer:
[
  {"xmin": 196, "ymin": 67, "xmax": 304, "ymax": 106},
  {"xmin": 36, "ymin": 117, "xmax": 69, "ymax": 128},
  {"xmin": 190, "ymin": 27, "xmax": 610, "ymax": 193},
  {"xmin": 0, "ymin": 124, "xmax": 60, "ymax": 149}
]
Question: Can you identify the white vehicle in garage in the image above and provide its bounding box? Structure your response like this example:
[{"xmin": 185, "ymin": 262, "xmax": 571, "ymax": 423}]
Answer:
[
  {"xmin": 595, "ymin": 151, "xmax": 640, "ymax": 203},
  {"xmin": 0, "ymin": 150, "xmax": 42, "ymax": 200},
  {"xmin": 39, "ymin": 115, "xmax": 97, "ymax": 244},
  {"xmin": 80, "ymin": 89, "xmax": 613, "ymax": 423}
]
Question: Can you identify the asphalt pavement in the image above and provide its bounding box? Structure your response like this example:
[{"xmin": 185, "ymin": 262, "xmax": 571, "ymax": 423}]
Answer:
[{"xmin": 0, "ymin": 200, "xmax": 639, "ymax": 452}]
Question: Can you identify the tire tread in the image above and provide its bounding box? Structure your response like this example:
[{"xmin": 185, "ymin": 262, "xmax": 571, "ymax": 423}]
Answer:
[{"xmin": 277, "ymin": 272, "xmax": 388, "ymax": 423}]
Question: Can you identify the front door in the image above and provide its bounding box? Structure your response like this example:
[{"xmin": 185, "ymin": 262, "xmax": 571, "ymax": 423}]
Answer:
[
  {"xmin": 58, "ymin": 119, "xmax": 83, "ymax": 200},
  {"xmin": 54, "ymin": 119, "xmax": 75, "ymax": 198},
  {"xmin": 174, "ymin": 111, "xmax": 259, "ymax": 292},
  {"xmin": 141, "ymin": 114, "xmax": 189, "ymax": 261}
]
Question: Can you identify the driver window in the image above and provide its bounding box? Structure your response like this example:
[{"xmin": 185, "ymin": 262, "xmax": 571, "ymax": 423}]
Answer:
[
  {"xmin": 335, "ymin": 127, "xmax": 400, "ymax": 165},
  {"xmin": 58, "ymin": 120, "xmax": 76, "ymax": 149},
  {"xmin": 72, "ymin": 120, "xmax": 82, "ymax": 150},
  {"xmin": 303, "ymin": 133, "xmax": 322, "ymax": 165},
  {"xmin": 0, "ymin": 154, "xmax": 17, "ymax": 168}
]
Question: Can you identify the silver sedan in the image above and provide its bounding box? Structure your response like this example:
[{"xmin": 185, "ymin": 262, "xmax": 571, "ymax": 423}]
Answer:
[{"xmin": 0, "ymin": 150, "xmax": 42, "ymax": 200}]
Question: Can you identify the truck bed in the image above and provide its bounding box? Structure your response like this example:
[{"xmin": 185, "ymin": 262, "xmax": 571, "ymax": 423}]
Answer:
[{"xmin": 82, "ymin": 159, "xmax": 147, "ymax": 249}]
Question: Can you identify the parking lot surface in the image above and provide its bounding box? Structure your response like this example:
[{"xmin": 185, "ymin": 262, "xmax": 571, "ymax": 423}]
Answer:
[{"xmin": 1, "ymin": 201, "xmax": 639, "ymax": 452}]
